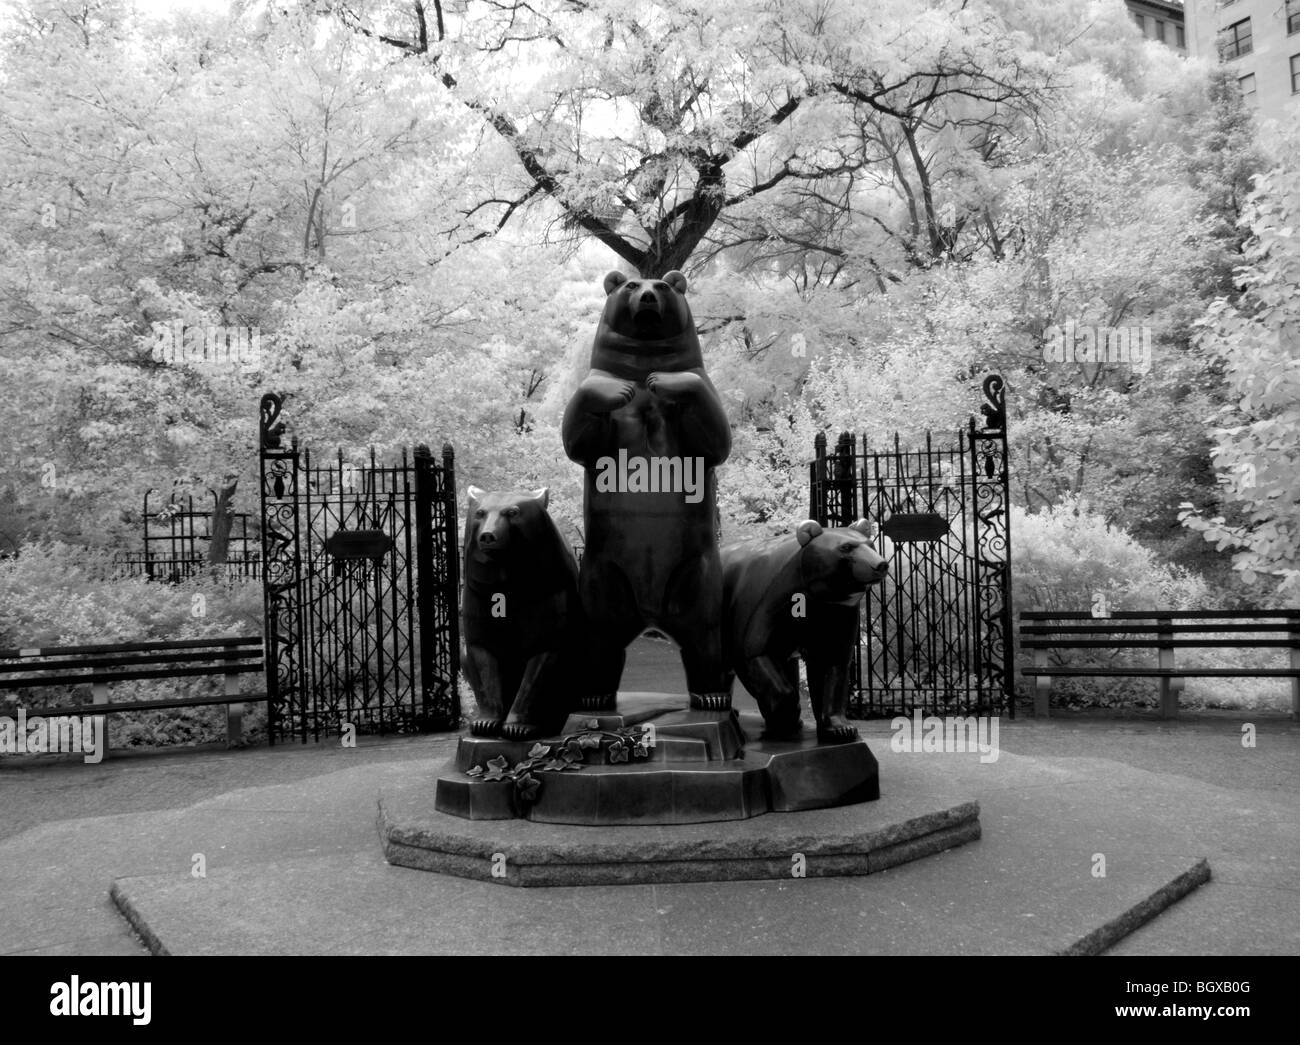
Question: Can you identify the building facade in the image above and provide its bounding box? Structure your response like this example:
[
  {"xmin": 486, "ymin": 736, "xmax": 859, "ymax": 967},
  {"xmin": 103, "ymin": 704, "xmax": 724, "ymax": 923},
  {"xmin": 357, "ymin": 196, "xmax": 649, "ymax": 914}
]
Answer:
[
  {"xmin": 1127, "ymin": 0, "xmax": 1189, "ymax": 53},
  {"xmin": 1183, "ymin": 0, "xmax": 1300, "ymax": 120}
]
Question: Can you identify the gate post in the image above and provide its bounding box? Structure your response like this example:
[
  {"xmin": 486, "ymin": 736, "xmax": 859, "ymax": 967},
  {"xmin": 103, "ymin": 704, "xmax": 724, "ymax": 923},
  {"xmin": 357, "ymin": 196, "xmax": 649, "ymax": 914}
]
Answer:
[
  {"xmin": 413, "ymin": 444, "xmax": 437, "ymax": 724},
  {"xmin": 442, "ymin": 443, "xmax": 461, "ymax": 730},
  {"xmin": 258, "ymin": 392, "xmax": 300, "ymax": 744},
  {"xmin": 969, "ymin": 375, "xmax": 1014, "ymax": 718},
  {"xmin": 810, "ymin": 431, "xmax": 828, "ymax": 524}
]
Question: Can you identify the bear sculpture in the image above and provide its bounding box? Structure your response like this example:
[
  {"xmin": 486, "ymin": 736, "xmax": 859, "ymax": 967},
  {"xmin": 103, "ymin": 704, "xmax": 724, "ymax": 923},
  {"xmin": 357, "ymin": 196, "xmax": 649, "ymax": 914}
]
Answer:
[
  {"xmin": 721, "ymin": 519, "xmax": 888, "ymax": 741},
  {"xmin": 460, "ymin": 486, "xmax": 581, "ymax": 740},
  {"xmin": 561, "ymin": 270, "xmax": 731, "ymax": 711}
]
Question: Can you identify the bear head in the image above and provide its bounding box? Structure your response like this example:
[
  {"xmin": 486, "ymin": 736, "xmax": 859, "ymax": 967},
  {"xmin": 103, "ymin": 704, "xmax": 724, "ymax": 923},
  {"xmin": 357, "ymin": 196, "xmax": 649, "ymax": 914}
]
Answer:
[
  {"xmin": 796, "ymin": 518, "xmax": 889, "ymax": 602},
  {"xmin": 590, "ymin": 269, "xmax": 703, "ymax": 375},
  {"xmin": 466, "ymin": 486, "xmax": 550, "ymax": 557}
]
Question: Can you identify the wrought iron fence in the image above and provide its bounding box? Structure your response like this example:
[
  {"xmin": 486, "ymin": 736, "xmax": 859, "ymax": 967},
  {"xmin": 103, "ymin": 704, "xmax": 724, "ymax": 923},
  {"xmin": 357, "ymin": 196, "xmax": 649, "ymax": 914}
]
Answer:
[{"xmin": 143, "ymin": 487, "xmax": 256, "ymax": 567}]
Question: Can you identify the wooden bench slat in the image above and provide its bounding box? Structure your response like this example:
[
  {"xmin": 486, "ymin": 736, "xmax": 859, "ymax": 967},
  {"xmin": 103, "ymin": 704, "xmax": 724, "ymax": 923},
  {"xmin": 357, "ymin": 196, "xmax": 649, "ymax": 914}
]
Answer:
[
  {"xmin": 0, "ymin": 662, "xmax": 263, "ymax": 690},
  {"xmin": 1020, "ymin": 611, "xmax": 1300, "ymax": 620},
  {"xmin": 1021, "ymin": 668, "xmax": 1300, "ymax": 678},
  {"xmin": 28, "ymin": 693, "xmax": 270, "ymax": 717},
  {"xmin": 0, "ymin": 650, "xmax": 263, "ymax": 674},
  {"xmin": 1019, "ymin": 638, "xmax": 1300, "ymax": 649},
  {"xmin": 0, "ymin": 635, "xmax": 262, "ymax": 658},
  {"xmin": 1021, "ymin": 623, "xmax": 1300, "ymax": 634}
]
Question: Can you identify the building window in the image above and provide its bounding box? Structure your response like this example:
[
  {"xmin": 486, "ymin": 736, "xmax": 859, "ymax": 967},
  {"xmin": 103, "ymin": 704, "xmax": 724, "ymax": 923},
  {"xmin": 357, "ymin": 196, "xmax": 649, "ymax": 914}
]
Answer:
[
  {"xmin": 1219, "ymin": 18, "xmax": 1253, "ymax": 61},
  {"xmin": 1289, "ymin": 0, "xmax": 1300, "ymax": 36},
  {"xmin": 1292, "ymin": 54, "xmax": 1300, "ymax": 94},
  {"xmin": 1133, "ymin": 12, "xmax": 1146, "ymax": 34},
  {"xmin": 1176, "ymin": 25, "xmax": 1186, "ymax": 49},
  {"xmin": 1239, "ymin": 73, "xmax": 1257, "ymax": 104},
  {"xmin": 1155, "ymin": 19, "xmax": 1166, "ymax": 43}
]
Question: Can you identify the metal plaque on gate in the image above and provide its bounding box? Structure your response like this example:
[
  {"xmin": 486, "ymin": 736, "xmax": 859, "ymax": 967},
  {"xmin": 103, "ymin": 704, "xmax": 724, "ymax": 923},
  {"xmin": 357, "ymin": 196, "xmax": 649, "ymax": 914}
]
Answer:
[
  {"xmin": 880, "ymin": 512, "xmax": 950, "ymax": 542},
  {"xmin": 325, "ymin": 528, "xmax": 393, "ymax": 561}
]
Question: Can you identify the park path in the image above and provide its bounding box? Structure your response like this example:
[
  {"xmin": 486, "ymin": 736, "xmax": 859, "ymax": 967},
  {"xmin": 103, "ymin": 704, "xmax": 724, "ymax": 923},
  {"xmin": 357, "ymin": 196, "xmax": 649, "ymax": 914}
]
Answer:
[{"xmin": 0, "ymin": 640, "xmax": 1297, "ymax": 955}]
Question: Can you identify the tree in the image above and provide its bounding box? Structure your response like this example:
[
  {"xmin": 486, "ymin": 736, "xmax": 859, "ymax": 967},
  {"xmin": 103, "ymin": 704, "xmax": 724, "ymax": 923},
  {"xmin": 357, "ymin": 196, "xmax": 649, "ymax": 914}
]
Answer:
[
  {"xmin": 331, "ymin": 0, "xmax": 1050, "ymax": 277},
  {"xmin": 1179, "ymin": 145, "xmax": 1300, "ymax": 598}
]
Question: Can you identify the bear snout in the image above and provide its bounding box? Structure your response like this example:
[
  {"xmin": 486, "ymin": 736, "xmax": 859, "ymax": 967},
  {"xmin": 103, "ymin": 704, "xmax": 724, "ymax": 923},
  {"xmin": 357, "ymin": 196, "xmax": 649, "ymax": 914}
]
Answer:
[
  {"xmin": 634, "ymin": 287, "xmax": 663, "ymax": 313},
  {"xmin": 476, "ymin": 517, "xmax": 511, "ymax": 551},
  {"xmin": 852, "ymin": 554, "xmax": 888, "ymax": 584}
]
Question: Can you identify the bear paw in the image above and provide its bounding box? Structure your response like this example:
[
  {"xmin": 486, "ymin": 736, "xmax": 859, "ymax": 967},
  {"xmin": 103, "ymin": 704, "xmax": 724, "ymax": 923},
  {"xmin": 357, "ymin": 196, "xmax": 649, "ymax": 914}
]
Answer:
[
  {"xmin": 500, "ymin": 721, "xmax": 544, "ymax": 741},
  {"xmin": 578, "ymin": 693, "xmax": 617, "ymax": 711},
  {"xmin": 689, "ymin": 691, "xmax": 732, "ymax": 711},
  {"xmin": 646, "ymin": 370, "xmax": 702, "ymax": 403},
  {"xmin": 579, "ymin": 375, "xmax": 637, "ymax": 412},
  {"xmin": 469, "ymin": 718, "xmax": 504, "ymax": 737},
  {"xmin": 816, "ymin": 718, "xmax": 859, "ymax": 743}
]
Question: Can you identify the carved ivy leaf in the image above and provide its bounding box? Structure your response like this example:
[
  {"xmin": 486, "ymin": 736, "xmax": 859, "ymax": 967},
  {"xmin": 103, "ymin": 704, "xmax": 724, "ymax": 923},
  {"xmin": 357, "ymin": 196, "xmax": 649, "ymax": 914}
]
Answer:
[
  {"xmin": 515, "ymin": 772, "xmax": 541, "ymax": 802},
  {"xmin": 483, "ymin": 768, "xmax": 510, "ymax": 782},
  {"xmin": 577, "ymin": 734, "xmax": 602, "ymax": 750},
  {"xmin": 633, "ymin": 742, "xmax": 649, "ymax": 758},
  {"xmin": 466, "ymin": 765, "xmax": 484, "ymax": 778},
  {"xmin": 586, "ymin": 719, "xmax": 600, "ymax": 729},
  {"xmin": 486, "ymin": 756, "xmax": 510, "ymax": 772},
  {"xmin": 527, "ymin": 743, "xmax": 551, "ymax": 759},
  {"xmin": 607, "ymin": 741, "xmax": 628, "ymax": 764}
]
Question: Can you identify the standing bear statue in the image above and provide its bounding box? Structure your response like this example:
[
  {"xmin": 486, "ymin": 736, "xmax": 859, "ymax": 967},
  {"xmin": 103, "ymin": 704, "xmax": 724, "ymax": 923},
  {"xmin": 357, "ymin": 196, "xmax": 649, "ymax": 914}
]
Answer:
[{"xmin": 562, "ymin": 270, "xmax": 731, "ymax": 712}]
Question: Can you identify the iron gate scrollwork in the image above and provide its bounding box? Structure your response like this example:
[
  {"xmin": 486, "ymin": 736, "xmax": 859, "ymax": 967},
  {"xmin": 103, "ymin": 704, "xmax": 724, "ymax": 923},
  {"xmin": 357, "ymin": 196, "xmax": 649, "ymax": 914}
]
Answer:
[
  {"xmin": 808, "ymin": 374, "xmax": 1013, "ymax": 718},
  {"xmin": 258, "ymin": 393, "xmax": 460, "ymax": 742}
]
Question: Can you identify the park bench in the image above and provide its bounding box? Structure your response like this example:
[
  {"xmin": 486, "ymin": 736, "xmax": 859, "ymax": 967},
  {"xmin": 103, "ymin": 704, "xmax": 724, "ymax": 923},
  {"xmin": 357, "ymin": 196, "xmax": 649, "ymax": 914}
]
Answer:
[
  {"xmin": 0, "ymin": 635, "xmax": 267, "ymax": 754},
  {"xmin": 1019, "ymin": 610, "xmax": 1300, "ymax": 719}
]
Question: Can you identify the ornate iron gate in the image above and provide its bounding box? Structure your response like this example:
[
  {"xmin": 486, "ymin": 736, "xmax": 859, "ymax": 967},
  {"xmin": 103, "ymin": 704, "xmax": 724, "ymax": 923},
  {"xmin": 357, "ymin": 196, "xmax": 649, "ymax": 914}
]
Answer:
[
  {"xmin": 258, "ymin": 393, "xmax": 460, "ymax": 742},
  {"xmin": 808, "ymin": 375, "xmax": 1013, "ymax": 718}
]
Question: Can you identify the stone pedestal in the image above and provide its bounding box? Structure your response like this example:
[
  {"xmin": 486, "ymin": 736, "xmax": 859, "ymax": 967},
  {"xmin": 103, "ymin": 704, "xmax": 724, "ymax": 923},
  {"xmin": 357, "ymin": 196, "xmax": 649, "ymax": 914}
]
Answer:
[{"xmin": 433, "ymin": 692, "xmax": 879, "ymax": 826}]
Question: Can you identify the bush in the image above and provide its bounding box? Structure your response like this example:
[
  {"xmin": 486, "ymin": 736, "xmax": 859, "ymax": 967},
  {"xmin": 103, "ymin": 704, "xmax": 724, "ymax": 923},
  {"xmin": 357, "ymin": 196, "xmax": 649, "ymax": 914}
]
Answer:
[
  {"xmin": 1014, "ymin": 498, "xmax": 1209, "ymax": 615},
  {"xmin": 0, "ymin": 541, "xmax": 266, "ymax": 748}
]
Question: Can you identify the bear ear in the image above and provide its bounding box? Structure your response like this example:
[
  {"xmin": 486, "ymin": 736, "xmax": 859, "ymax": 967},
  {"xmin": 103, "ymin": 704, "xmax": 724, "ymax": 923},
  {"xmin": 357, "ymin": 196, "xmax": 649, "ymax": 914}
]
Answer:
[
  {"xmin": 662, "ymin": 270, "xmax": 688, "ymax": 295},
  {"xmin": 796, "ymin": 519, "xmax": 823, "ymax": 546},
  {"xmin": 467, "ymin": 485, "xmax": 484, "ymax": 506},
  {"xmin": 849, "ymin": 518, "xmax": 874, "ymax": 538},
  {"xmin": 603, "ymin": 271, "xmax": 629, "ymax": 295},
  {"xmin": 529, "ymin": 487, "xmax": 549, "ymax": 509}
]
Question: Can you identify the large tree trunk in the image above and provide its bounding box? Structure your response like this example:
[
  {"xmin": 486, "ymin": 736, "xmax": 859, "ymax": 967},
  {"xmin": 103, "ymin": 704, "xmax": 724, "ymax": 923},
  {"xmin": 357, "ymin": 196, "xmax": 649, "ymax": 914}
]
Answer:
[{"xmin": 208, "ymin": 477, "xmax": 238, "ymax": 566}]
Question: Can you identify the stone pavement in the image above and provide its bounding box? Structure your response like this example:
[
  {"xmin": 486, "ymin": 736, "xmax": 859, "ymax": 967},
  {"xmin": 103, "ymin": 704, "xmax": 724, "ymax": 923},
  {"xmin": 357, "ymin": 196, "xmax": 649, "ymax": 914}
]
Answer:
[{"xmin": 0, "ymin": 643, "xmax": 1296, "ymax": 955}]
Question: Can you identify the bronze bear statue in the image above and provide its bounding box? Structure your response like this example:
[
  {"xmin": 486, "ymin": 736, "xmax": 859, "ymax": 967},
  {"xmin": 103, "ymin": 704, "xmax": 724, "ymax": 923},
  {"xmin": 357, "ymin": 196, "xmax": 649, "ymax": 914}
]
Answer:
[
  {"xmin": 460, "ymin": 486, "xmax": 581, "ymax": 740},
  {"xmin": 561, "ymin": 269, "xmax": 732, "ymax": 711},
  {"xmin": 721, "ymin": 519, "xmax": 888, "ymax": 741}
]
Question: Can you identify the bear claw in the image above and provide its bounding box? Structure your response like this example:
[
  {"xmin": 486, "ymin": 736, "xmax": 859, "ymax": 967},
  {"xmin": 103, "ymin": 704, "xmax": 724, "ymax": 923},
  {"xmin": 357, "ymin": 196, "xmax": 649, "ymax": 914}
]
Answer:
[
  {"xmin": 469, "ymin": 718, "xmax": 504, "ymax": 737},
  {"xmin": 816, "ymin": 721, "xmax": 859, "ymax": 743},
  {"xmin": 500, "ymin": 722, "xmax": 544, "ymax": 741}
]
